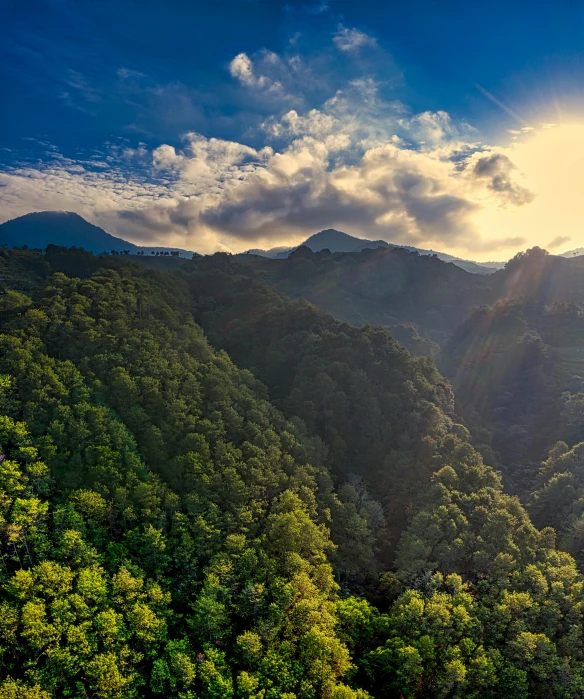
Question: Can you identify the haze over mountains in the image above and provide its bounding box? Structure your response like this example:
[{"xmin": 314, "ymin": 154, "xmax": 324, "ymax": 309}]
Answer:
[
  {"xmin": 0, "ymin": 212, "xmax": 505, "ymax": 270},
  {"xmin": 6, "ymin": 213, "xmax": 584, "ymax": 280},
  {"xmin": 194, "ymin": 243, "xmax": 584, "ymax": 472}
]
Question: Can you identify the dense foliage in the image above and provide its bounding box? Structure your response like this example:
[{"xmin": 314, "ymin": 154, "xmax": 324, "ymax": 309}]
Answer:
[
  {"xmin": 444, "ymin": 296, "xmax": 584, "ymax": 481},
  {"xmin": 1, "ymin": 247, "xmax": 584, "ymax": 697}
]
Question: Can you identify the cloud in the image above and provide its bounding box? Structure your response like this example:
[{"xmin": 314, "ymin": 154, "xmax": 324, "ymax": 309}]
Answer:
[
  {"xmin": 469, "ymin": 152, "xmax": 535, "ymax": 206},
  {"xmin": 407, "ymin": 111, "xmax": 472, "ymax": 148},
  {"xmin": 0, "ymin": 39, "xmax": 554, "ymax": 260},
  {"xmin": 228, "ymin": 50, "xmax": 308, "ymax": 101},
  {"xmin": 333, "ymin": 26, "xmax": 377, "ymax": 53},
  {"xmin": 117, "ymin": 68, "xmax": 145, "ymax": 80},
  {"xmin": 475, "ymin": 235, "xmax": 527, "ymax": 252},
  {"xmin": 189, "ymin": 137, "xmax": 519, "ymax": 252},
  {"xmin": 152, "ymin": 132, "xmax": 271, "ymax": 185},
  {"xmin": 0, "ymin": 98, "xmax": 538, "ymax": 256},
  {"xmin": 0, "ymin": 117, "xmax": 511, "ymax": 254},
  {"xmin": 229, "ymin": 53, "xmax": 270, "ymax": 89},
  {"xmin": 547, "ymin": 235, "xmax": 571, "ymax": 250},
  {"xmin": 261, "ymin": 109, "xmax": 339, "ymax": 139}
]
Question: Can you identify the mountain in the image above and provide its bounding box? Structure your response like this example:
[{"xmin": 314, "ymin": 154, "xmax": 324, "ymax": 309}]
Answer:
[
  {"xmin": 236, "ymin": 243, "xmax": 584, "ymax": 480},
  {"xmin": 480, "ymin": 259, "xmax": 506, "ymax": 270},
  {"xmin": 0, "ymin": 211, "xmax": 191, "ymax": 256},
  {"xmin": 3, "ymin": 213, "xmax": 499, "ymax": 274},
  {"xmin": 302, "ymin": 228, "xmax": 386, "ymax": 252},
  {"xmin": 0, "ymin": 211, "xmax": 137, "ymax": 253},
  {"xmin": 245, "ymin": 228, "xmax": 498, "ymax": 275},
  {"xmin": 245, "ymin": 245, "xmax": 292, "ymax": 257},
  {"xmin": 235, "ymin": 245, "xmax": 584, "ymax": 344},
  {"xmin": 560, "ymin": 247, "xmax": 584, "ymax": 258}
]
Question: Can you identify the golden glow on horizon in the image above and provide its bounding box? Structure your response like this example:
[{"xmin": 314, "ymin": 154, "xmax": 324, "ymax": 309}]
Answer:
[{"xmin": 472, "ymin": 122, "xmax": 584, "ymax": 261}]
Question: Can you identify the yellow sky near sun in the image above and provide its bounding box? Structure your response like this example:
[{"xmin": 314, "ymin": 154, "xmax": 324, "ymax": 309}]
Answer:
[{"xmin": 472, "ymin": 123, "xmax": 584, "ymax": 261}]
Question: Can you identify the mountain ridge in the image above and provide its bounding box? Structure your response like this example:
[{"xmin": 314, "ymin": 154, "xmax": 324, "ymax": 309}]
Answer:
[
  {"xmin": 245, "ymin": 227, "xmax": 502, "ymax": 275},
  {"xmin": 2, "ymin": 213, "xmax": 581, "ymax": 277}
]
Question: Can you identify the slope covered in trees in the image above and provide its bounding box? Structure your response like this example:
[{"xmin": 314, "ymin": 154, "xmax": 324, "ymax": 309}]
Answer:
[
  {"xmin": 234, "ymin": 246, "xmax": 492, "ymax": 349},
  {"xmin": 207, "ymin": 247, "xmax": 584, "ymax": 486},
  {"xmin": 233, "ymin": 246, "xmax": 584, "ymax": 343},
  {"xmin": 444, "ymin": 296, "xmax": 584, "ymax": 481},
  {"xmin": 0, "ymin": 247, "xmax": 583, "ymax": 697},
  {"xmin": 0, "ymin": 253, "xmax": 371, "ymax": 697}
]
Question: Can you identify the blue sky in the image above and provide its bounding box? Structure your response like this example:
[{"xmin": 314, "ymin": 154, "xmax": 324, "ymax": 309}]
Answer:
[{"xmin": 3, "ymin": 0, "xmax": 584, "ymax": 258}]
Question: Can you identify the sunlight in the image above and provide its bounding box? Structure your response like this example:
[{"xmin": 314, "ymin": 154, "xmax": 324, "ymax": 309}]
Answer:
[{"xmin": 474, "ymin": 122, "xmax": 584, "ymax": 259}]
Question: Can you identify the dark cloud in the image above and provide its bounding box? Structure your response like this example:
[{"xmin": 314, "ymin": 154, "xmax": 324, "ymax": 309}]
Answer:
[
  {"xmin": 197, "ymin": 161, "xmax": 479, "ymax": 249},
  {"xmin": 113, "ymin": 202, "xmax": 196, "ymax": 242},
  {"xmin": 402, "ymin": 191, "xmax": 477, "ymax": 237},
  {"xmin": 472, "ymin": 153, "xmax": 534, "ymax": 206},
  {"xmin": 199, "ymin": 177, "xmax": 388, "ymax": 240}
]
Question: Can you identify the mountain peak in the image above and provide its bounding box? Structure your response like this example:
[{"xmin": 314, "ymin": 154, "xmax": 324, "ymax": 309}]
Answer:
[
  {"xmin": 0, "ymin": 210, "xmax": 193, "ymax": 256},
  {"xmin": 11, "ymin": 210, "xmax": 87, "ymax": 222},
  {"xmin": 302, "ymin": 229, "xmax": 377, "ymax": 253},
  {"xmin": 0, "ymin": 210, "xmax": 137, "ymax": 253}
]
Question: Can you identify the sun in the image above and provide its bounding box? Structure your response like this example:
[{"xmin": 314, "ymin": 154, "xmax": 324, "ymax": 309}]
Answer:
[{"xmin": 472, "ymin": 121, "xmax": 584, "ymax": 260}]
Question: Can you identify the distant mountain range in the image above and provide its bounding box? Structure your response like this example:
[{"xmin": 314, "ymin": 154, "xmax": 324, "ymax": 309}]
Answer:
[
  {"xmin": 0, "ymin": 211, "xmax": 191, "ymax": 256},
  {"xmin": 2, "ymin": 213, "xmax": 581, "ymax": 275},
  {"xmin": 245, "ymin": 229, "xmax": 504, "ymax": 275}
]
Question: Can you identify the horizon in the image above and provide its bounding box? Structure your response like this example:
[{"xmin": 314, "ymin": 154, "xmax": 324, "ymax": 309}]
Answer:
[
  {"xmin": 4, "ymin": 1, "xmax": 584, "ymax": 261},
  {"xmin": 6, "ymin": 208, "xmax": 583, "ymax": 265}
]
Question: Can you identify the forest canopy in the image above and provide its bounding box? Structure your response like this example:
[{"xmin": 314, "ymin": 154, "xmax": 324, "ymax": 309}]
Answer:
[{"xmin": 0, "ymin": 246, "xmax": 583, "ymax": 697}]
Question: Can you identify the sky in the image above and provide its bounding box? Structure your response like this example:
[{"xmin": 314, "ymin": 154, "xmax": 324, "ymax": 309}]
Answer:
[{"xmin": 3, "ymin": 1, "xmax": 584, "ymax": 259}]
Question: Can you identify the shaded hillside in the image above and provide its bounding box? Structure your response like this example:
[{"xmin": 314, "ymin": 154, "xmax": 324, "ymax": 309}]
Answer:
[
  {"xmin": 235, "ymin": 247, "xmax": 584, "ymax": 340},
  {"xmin": 444, "ymin": 296, "xmax": 584, "ymax": 477},
  {"xmin": 185, "ymin": 254, "xmax": 457, "ymax": 558},
  {"xmin": 235, "ymin": 245, "xmax": 494, "ymax": 348},
  {"xmin": 436, "ymin": 249, "xmax": 584, "ymax": 480},
  {"xmin": 493, "ymin": 246, "xmax": 584, "ymax": 303},
  {"xmin": 191, "ymin": 247, "xmax": 584, "ymax": 494}
]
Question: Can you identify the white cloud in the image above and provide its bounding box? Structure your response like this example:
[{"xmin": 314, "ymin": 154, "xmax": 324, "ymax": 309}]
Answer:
[
  {"xmin": 229, "ymin": 53, "xmax": 266, "ymax": 89},
  {"xmin": 333, "ymin": 26, "xmax": 377, "ymax": 53},
  {"xmin": 1, "ymin": 42, "xmax": 554, "ymax": 260},
  {"xmin": 0, "ymin": 96, "xmax": 536, "ymax": 256},
  {"xmin": 261, "ymin": 109, "xmax": 339, "ymax": 139},
  {"xmin": 228, "ymin": 51, "xmax": 289, "ymax": 96}
]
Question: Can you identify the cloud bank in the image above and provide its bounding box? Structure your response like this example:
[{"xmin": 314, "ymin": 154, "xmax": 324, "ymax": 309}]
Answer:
[{"xmin": 0, "ymin": 29, "xmax": 544, "ymax": 258}]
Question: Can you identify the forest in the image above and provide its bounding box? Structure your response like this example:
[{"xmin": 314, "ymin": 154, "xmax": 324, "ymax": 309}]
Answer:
[{"xmin": 1, "ymin": 244, "xmax": 584, "ymax": 697}]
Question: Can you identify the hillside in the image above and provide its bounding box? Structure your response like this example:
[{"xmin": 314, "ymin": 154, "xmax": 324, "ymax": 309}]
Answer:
[
  {"xmin": 0, "ymin": 246, "xmax": 583, "ymax": 697},
  {"xmin": 233, "ymin": 245, "xmax": 494, "ymax": 350},
  {"xmin": 237, "ymin": 244, "xmax": 584, "ymax": 486},
  {"xmin": 560, "ymin": 247, "xmax": 584, "ymax": 258},
  {"xmin": 443, "ymin": 298, "xmax": 584, "ymax": 470},
  {"xmin": 187, "ymin": 247, "xmax": 584, "ymax": 492}
]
